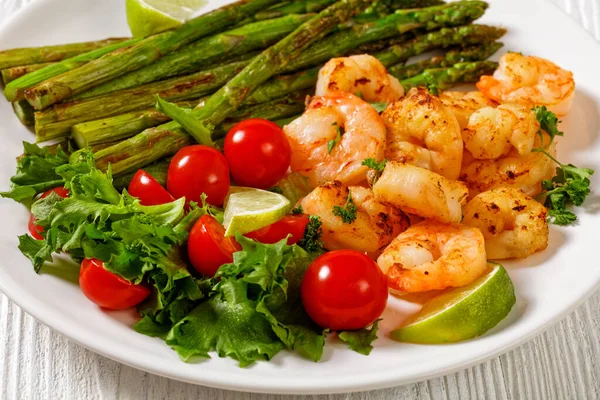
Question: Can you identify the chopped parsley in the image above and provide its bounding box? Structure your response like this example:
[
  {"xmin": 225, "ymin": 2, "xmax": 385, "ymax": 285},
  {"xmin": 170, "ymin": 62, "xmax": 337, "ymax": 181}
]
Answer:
[
  {"xmin": 291, "ymin": 204, "xmax": 304, "ymax": 215},
  {"xmin": 298, "ymin": 215, "xmax": 324, "ymax": 254},
  {"xmin": 362, "ymin": 158, "xmax": 387, "ymax": 185},
  {"xmin": 332, "ymin": 191, "xmax": 357, "ymax": 224}
]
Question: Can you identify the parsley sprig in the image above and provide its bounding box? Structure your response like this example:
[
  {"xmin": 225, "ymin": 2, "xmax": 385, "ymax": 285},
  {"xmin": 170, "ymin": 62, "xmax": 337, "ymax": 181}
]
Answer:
[
  {"xmin": 532, "ymin": 106, "xmax": 594, "ymax": 225},
  {"xmin": 332, "ymin": 191, "xmax": 357, "ymax": 224}
]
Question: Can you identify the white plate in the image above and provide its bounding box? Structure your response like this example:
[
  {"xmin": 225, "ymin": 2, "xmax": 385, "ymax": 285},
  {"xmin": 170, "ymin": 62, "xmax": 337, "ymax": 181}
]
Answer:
[{"xmin": 0, "ymin": 0, "xmax": 599, "ymax": 395}]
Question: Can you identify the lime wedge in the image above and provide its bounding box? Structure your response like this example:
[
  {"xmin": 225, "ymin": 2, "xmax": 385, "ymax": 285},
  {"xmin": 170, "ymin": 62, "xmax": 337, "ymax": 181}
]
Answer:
[
  {"xmin": 126, "ymin": 0, "xmax": 207, "ymax": 37},
  {"xmin": 390, "ymin": 263, "xmax": 516, "ymax": 344},
  {"xmin": 223, "ymin": 187, "xmax": 291, "ymax": 237}
]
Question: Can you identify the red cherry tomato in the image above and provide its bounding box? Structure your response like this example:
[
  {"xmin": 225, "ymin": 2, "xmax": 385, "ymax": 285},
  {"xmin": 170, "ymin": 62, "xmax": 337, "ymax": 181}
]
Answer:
[
  {"xmin": 245, "ymin": 215, "xmax": 309, "ymax": 245},
  {"xmin": 188, "ymin": 214, "xmax": 241, "ymax": 277},
  {"xmin": 167, "ymin": 145, "xmax": 230, "ymax": 206},
  {"xmin": 79, "ymin": 258, "xmax": 151, "ymax": 310},
  {"xmin": 28, "ymin": 186, "xmax": 70, "ymax": 240},
  {"xmin": 128, "ymin": 169, "xmax": 175, "ymax": 206},
  {"xmin": 224, "ymin": 119, "xmax": 291, "ymax": 189},
  {"xmin": 301, "ymin": 250, "xmax": 388, "ymax": 331}
]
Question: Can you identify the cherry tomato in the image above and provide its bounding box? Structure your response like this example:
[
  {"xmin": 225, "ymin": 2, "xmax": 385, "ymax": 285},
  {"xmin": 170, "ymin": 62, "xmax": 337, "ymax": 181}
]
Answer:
[
  {"xmin": 188, "ymin": 214, "xmax": 241, "ymax": 277},
  {"xmin": 301, "ymin": 250, "xmax": 388, "ymax": 331},
  {"xmin": 245, "ymin": 215, "xmax": 309, "ymax": 245},
  {"xmin": 28, "ymin": 186, "xmax": 70, "ymax": 240},
  {"xmin": 224, "ymin": 119, "xmax": 291, "ymax": 189},
  {"xmin": 128, "ymin": 169, "xmax": 175, "ymax": 206},
  {"xmin": 167, "ymin": 145, "xmax": 230, "ymax": 206},
  {"xmin": 79, "ymin": 258, "xmax": 151, "ymax": 310}
]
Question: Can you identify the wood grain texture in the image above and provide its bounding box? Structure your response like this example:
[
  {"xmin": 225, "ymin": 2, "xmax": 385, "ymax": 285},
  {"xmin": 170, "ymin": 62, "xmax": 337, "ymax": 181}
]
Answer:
[{"xmin": 0, "ymin": 0, "xmax": 599, "ymax": 399}]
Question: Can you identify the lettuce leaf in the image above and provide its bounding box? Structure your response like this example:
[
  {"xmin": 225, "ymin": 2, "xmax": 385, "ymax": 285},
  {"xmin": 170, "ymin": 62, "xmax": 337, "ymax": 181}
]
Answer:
[
  {"xmin": 1, "ymin": 142, "xmax": 70, "ymax": 202},
  {"xmin": 338, "ymin": 320, "xmax": 380, "ymax": 356},
  {"xmin": 166, "ymin": 279, "xmax": 284, "ymax": 367},
  {"xmin": 166, "ymin": 235, "xmax": 326, "ymax": 366}
]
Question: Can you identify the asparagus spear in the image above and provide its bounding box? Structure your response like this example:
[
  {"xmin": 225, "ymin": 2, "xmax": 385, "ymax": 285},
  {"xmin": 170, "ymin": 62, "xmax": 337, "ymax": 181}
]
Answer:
[
  {"xmin": 374, "ymin": 24, "xmax": 506, "ymax": 67},
  {"xmin": 35, "ymin": 60, "xmax": 251, "ymax": 142},
  {"xmin": 1, "ymin": 63, "xmax": 53, "ymax": 85},
  {"xmin": 190, "ymin": 1, "xmax": 488, "ymax": 136},
  {"xmin": 277, "ymin": 2, "xmax": 490, "ymax": 74},
  {"xmin": 13, "ymin": 100, "xmax": 35, "ymax": 126},
  {"xmin": 75, "ymin": 14, "xmax": 313, "ymax": 100},
  {"xmin": 256, "ymin": 0, "xmax": 443, "ymax": 21},
  {"xmin": 0, "ymin": 38, "xmax": 128, "ymax": 70},
  {"xmin": 388, "ymin": 41, "xmax": 503, "ymax": 79},
  {"xmin": 401, "ymin": 60, "xmax": 498, "ymax": 92},
  {"xmin": 72, "ymin": 99, "xmax": 201, "ymax": 148},
  {"xmin": 4, "ymin": 38, "xmax": 143, "ymax": 102},
  {"xmin": 23, "ymin": 0, "xmax": 281, "ymax": 110}
]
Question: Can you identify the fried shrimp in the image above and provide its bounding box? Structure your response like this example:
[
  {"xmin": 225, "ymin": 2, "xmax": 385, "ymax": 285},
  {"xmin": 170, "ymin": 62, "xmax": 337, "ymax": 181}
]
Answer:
[
  {"xmin": 382, "ymin": 87, "xmax": 463, "ymax": 180},
  {"xmin": 377, "ymin": 221, "xmax": 488, "ymax": 293},
  {"xmin": 300, "ymin": 181, "xmax": 410, "ymax": 258},
  {"xmin": 477, "ymin": 52, "xmax": 575, "ymax": 116},
  {"xmin": 284, "ymin": 92, "xmax": 387, "ymax": 188},
  {"xmin": 373, "ymin": 161, "xmax": 468, "ymax": 224},
  {"xmin": 439, "ymin": 90, "xmax": 497, "ymax": 129},
  {"xmin": 460, "ymin": 132, "xmax": 557, "ymax": 197},
  {"xmin": 463, "ymin": 187, "xmax": 548, "ymax": 259},
  {"xmin": 316, "ymin": 54, "xmax": 404, "ymax": 103},
  {"xmin": 463, "ymin": 103, "xmax": 540, "ymax": 159}
]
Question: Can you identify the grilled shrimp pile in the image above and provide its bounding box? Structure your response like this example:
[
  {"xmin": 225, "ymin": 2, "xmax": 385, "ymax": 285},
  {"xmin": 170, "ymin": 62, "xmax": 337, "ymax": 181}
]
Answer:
[{"xmin": 284, "ymin": 52, "xmax": 576, "ymax": 294}]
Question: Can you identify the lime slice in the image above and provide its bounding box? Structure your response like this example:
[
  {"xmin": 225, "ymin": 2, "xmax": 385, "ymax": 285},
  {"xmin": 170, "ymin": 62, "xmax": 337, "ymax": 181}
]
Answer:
[
  {"xmin": 390, "ymin": 263, "xmax": 516, "ymax": 344},
  {"xmin": 223, "ymin": 187, "xmax": 291, "ymax": 237},
  {"xmin": 126, "ymin": 0, "xmax": 207, "ymax": 37}
]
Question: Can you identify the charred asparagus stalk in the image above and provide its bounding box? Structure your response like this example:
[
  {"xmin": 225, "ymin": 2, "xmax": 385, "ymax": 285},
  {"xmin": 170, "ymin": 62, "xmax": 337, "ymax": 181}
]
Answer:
[
  {"xmin": 35, "ymin": 60, "xmax": 251, "ymax": 142},
  {"xmin": 0, "ymin": 38, "xmax": 128, "ymax": 70},
  {"xmin": 4, "ymin": 38, "xmax": 143, "ymax": 102},
  {"xmin": 1, "ymin": 63, "xmax": 54, "ymax": 86},
  {"xmin": 22, "ymin": 0, "xmax": 281, "ymax": 110},
  {"xmin": 401, "ymin": 60, "xmax": 498, "ymax": 92},
  {"xmin": 74, "ymin": 14, "xmax": 314, "ymax": 99},
  {"xmin": 388, "ymin": 41, "xmax": 503, "ymax": 79}
]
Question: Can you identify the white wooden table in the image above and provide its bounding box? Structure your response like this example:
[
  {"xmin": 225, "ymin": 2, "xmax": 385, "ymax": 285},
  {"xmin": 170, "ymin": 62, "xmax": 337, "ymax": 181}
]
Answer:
[{"xmin": 1, "ymin": 1, "xmax": 599, "ymax": 399}]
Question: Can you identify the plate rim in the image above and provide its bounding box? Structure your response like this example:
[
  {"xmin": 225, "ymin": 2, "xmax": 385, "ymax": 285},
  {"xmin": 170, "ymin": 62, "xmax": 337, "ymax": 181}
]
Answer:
[{"xmin": 0, "ymin": 0, "xmax": 599, "ymax": 395}]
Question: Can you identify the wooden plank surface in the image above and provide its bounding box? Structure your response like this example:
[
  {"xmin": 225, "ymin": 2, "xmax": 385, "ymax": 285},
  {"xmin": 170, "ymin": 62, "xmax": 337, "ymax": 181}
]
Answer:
[{"xmin": 0, "ymin": 0, "xmax": 599, "ymax": 398}]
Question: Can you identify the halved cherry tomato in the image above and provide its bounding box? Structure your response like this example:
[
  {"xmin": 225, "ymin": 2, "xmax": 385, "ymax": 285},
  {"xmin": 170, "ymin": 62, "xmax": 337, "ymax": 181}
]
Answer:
[
  {"xmin": 301, "ymin": 250, "xmax": 388, "ymax": 331},
  {"xmin": 128, "ymin": 169, "xmax": 175, "ymax": 206},
  {"xmin": 245, "ymin": 215, "xmax": 309, "ymax": 245},
  {"xmin": 188, "ymin": 214, "xmax": 241, "ymax": 277},
  {"xmin": 28, "ymin": 186, "xmax": 70, "ymax": 240},
  {"xmin": 167, "ymin": 145, "xmax": 230, "ymax": 206},
  {"xmin": 79, "ymin": 258, "xmax": 151, "ymax": 310},
  {"xmin": 224, "ymin": 118, "xmax": 291, "ymax": 189}
]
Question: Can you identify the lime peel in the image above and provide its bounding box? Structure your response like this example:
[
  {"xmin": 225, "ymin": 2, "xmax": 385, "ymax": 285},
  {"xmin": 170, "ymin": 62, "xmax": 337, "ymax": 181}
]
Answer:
[
  {"xmin": 390, "ymin": 263, "xmax": 516, "ymax": 344},
  {"xmin": 223, "ymin": 187, "xmax": 291, "ymax": 237},
  {"xmin": 126, "ymin": 0, "xmax": 208, "ymax": 37}
]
